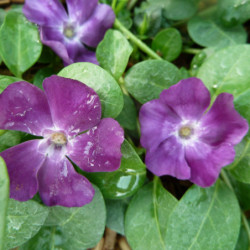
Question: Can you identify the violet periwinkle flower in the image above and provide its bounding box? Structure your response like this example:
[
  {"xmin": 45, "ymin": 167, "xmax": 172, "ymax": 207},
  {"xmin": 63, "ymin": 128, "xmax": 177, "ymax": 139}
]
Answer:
[
  {"xmin": 23, "ymin": 0, "xmax": 115, "ymax": 65},
  {"xmin": 139, "ymin": 77, "xmax": 248, "ymax": 187},
  {"xmin": 0, "ymin": 76, "xmax": 124, "ymax": 207}
]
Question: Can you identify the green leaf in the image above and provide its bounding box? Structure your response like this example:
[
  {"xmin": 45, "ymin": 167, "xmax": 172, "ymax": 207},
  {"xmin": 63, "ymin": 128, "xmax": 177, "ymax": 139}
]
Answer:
[
  {"xmin": 58, "ymin": 62, "xmax": 123, "ymax": 118},
  {"xmin": 235, "ymin": 222, "xmax": 250, "ymax": 250},
  {"xmin": 0, "ymin": 75, "xmax": 22, "ymax": 94},
  {"xmin": 124, "ymin": 60, "xmax": 180, "ymax": 103},
  {"xmin": 125, "ymin": 178, "xmax": 178, "ymax": 250},
  {"xmin": 197, "ymin": 45, "xmax": 250, "ymax": 98},
  {"xmin": 0, "ymin": 12, "xmax": 42, "ymax": 78},
  {"xmin": 0, "ymin": 157, "xmax": 9, "ymax": 250},
  {"xmin": 188, "ymin": 16, "xmax": 247, "ymax": 48},
  {"xmin": 84, "ymin": 140, "xmax": 146, "ymax": 199},
  {"xmin": 44, "ymin": 185, "xmax": 106, "ymax": 249},
  {"xmin": 152, "ymin": 28, "xmax": 182, "ymax": 62},
  {"xmin": 165, "ymin": 180, "xmax": 241, "ymax": 250},
  {"xmin": 106, "ymin": 198, "xmax": 129, "ymax": 235},
  {"xmin": 96, "ymin": 30, "xmax": 133, "ymax": 80},
  {"xmin": 33, "ymin": 67, "xmax": 55, "ymax": 90},
  {"xmin": 4, "ymin": 199, "xmax": 49, "ymax": 249},
  {"xmin": 116, "ymin": 94, "xmax": 137, "ymax": 131},
  {"xmin": 0, "ymin": 130, "xmax": 22, "ymax": 152}
]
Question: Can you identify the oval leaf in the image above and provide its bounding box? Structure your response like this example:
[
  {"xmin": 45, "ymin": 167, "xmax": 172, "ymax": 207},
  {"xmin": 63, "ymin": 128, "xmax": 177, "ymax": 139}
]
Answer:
[
  {"xmin": 165, "ymin": 180, "xmax": 241, "ymax": 250},
  {"xmin": 96, "ymin": 29, "xmax": 133, "ymax": 80},
  {"xmin": 124, "ymin": 60, "xmax": 180, "ymax": 103},
  {"xmin": 125, "ymin": 178, "xmax": 178, "ymax": 250},
  {"xmin": 0, "ymin": 75, "xmax": 22, "ymax": 94},
  {"xmin": 0, "ymin": 12, "xmax": 42, "ymax": 78},
  {"xmin": 58, "ymin": 62, "xmax": 123, "ymax": 118}
]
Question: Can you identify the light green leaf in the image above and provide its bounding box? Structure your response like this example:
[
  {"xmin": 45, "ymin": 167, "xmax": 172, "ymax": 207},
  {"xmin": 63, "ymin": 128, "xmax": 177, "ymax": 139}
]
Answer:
[
  {"xmin": 124, "ymin": 60, "xmax": 180, "ymax": 103},
  {"xmin": 84, "ymin": 140, "xmax": 146, "ymax": 199},
  {"xmin": 0, "ymin": 157, "xmax": 9, "ymax": 250},
  {"xmin": 58, "ymin": 62, "xmax": 123, "ymax": 118},
  {"xmin": 0, "ymin": 12, "xmax": 42, "ymax": 78},
  {"xmin": 4, "ymin": 199, "xmax": 49, "ymax": 249},
  {"xmin": 125, "ymin": 178, "xmax": 177, "ymax": 250},
  {"xmin": 165, "ymin": 180, "xmax": 241, "ymax": 250},
  {"xmin": 97, "ymin": 29, "xmax": 133, "ymax": 80},
  {"xmin": 0, "ymin": 75, "xmax": 22, "ymax": 94}
]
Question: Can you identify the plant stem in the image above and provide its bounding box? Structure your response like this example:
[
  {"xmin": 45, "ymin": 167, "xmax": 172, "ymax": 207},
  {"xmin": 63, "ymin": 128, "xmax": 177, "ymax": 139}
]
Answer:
[
  {"xmin": 114, "ymin": 19, "xmax": 163, "ymax": 60},
  {"xmin": 128, "ymin": 0, "xmax": 139, "ymax": 10},
  {"xmin": 182, "ymin": 48, "xmax": 201, "ymax": 55},
  {"xmin": 221, "ymin": 170, "xmax": 250, "ymax": 245},
  {"xmin": 115, "ymin": 0, "xmax": 128, "ymax": 13},
  {"xmin": 112, "ymin": 0, "xmax": 118, "ymax": 10}
]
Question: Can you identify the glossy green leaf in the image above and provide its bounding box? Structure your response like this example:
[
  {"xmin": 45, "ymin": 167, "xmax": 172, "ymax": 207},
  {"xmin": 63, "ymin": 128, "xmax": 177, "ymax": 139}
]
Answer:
[
  {"xmin": 58, "ymin": 62, "xmax": 123, "ymax": 118},
  {"xmin": 0, "ymin": 9, "xmax": 6, "ymax": 25},
  {"xmin": 125, "ymin": 178, "xmax": 178, "ymax": 250},
  {"xmin": 44, "ymin": 186, "xmax": 106, "ymax": 249},
  {"xmin": 106, "ymin": 198, "xmax": 129, "ymax": 235},
  {"xmin": 0, "ymin": 12, "xmax": 42, "ymax": 78},
  {"xmin": 97, "ymin": 29, "xmax": 133, "ymax": 80},
  {"xmin": 84, "ymin": 140, "xmax": 146, "ymax": 199},
  {"xmin": 197, "ymin": 45, "xmax": 250, "ymax": 98},
  {"xmin": 165, "ymin": 180, "xmax": 241, "ymax": 250},
  {"xmin": 0, "ymin": 130, "xmax": 22, "ymax": 152},
  {"xmin": 4, "ymin": 199, "xmax": 49, "ymax": 249},
  {"xmin": 235, "ymin": 222, "xmax": 250, "ymax": 250},
  {"xmin": 0, "ymin": 157, "xmax": 9, "ymax": 250},
  {"xmin": 33, "ymin": 67, "xmax": 55, "ymax": 90},
  {"xmin": 124, "ymin": 60, "xmax": 180, "ymax": 103},
  {"xmin": 152, "ymin": 28, "xmax": 182, "ymax": 61},
  {"xmin": 116, "ymin": 94, "xmax": 137, "ymax": 131},
  {"xmin": 0, "ymin": 75, "xmax": 22, "ymax": 93}
]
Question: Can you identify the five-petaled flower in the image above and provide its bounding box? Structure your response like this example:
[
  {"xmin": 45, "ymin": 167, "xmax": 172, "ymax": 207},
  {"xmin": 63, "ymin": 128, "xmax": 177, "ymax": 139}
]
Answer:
[
  {"xmin": 23, "ymin": 0, "xmax": 115, "ymax": 65},
  {"xmin": 0, "ymin": 76, "xmax": 124, "ymax": 207},
  {"xmin": 139, "ymin": 77, "xmax": 248, "ymax": 187}
]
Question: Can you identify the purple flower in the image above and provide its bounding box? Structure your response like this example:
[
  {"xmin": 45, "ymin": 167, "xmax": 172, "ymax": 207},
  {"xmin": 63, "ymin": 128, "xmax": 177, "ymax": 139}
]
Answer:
[
  {"xmin": 23, "ymin": 0, "xmax": 115, "ymax": 65},
  {"xmin": 139, "ymin": 77, "xmax": 248, "ymax": 187},
  {"xmin": 0, "ymin": 76, "xmax": 124, "ymax": 207}
]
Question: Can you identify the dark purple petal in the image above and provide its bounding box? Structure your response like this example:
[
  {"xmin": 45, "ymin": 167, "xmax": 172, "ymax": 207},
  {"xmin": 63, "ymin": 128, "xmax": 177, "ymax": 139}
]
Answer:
[
  {"xmin": 43, "ymin": 76, "xmax": 101, "ymax": 135},
  {"xmin": 78, "ymin": 4, "xmax": 115, "ymax": 47},
  {"xmin": 139, "ymin": 99, "xmax": 181, "ymax": 152},
  {"xmin": 0, "ymin": 140, "xmax": 45, "ymax": 201},
  {"xmin": 66, "ymin": 0, "xmax": 98, "ymax": 24},
  {"xmin": 0, "ymin": 81, "xmax": 53, "ymax": 135},
  {"xmin": 37, "ymin": 156, "xmax": 94, "ymax": 207},
  {"xmin": 23, "ymin": 0, "xmax": 67, "ymax": 26},
  {"xmin": 68, "ymin": 118, "xmax": 124, "ymax": 172},
  {"xmin": 200, "ymin": 93, "xmax": 249, "ymax": 146},
  {"xmin": 160, "ymin": 77, "xmax": 210, "ymax": 120},
  {"xmin": 145, "ymin": 136, "xmax": 190, "ymax": 179},
  {"xmin": 185, "ymin": 141, "xmax": 235, "ymax": 187}
]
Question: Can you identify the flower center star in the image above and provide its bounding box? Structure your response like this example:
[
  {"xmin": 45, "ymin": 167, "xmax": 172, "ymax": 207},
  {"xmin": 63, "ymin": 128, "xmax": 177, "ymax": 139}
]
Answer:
[
  {"xmin": 63, "ymin": 25, "xmax": 75, "ymax": 39},
  {"xmin": 50, "ymin": 132, "xmax": 67, "ymax": 146},
  {"xmin": 178, "ymin": 126, "xmax": 193, "ymax": 139}
]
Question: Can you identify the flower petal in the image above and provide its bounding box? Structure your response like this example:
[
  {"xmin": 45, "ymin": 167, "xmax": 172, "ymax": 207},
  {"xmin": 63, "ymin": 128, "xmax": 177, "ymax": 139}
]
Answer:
[
  {"xmin": 78, "ymin": 4, "xmax": 115, "ymax": 47},
  {"xmin": 139, "ymin": 99, "xmax": 181, "ymax": 152},
  {"xmin": 68, "ymin": 118, "xmax": 124, "ymax": 172},
  {"xmin": 0, "ymin": 140, "xmax": 45, "ymax": 201},
  {"xmin": 200, "ymin": 93, "xmax": 249, "ymax": 146},
  {"xmin": 66, "ymin": 0, "xmax": 98, "ymax": 24},
  {"xmin": 43, "ymin": 75, "xmax": 101, "ymax": 135},
  {"xmin": 160, "ymin": 77, "xmax": 210, "ymax": 120},
  {"xmin": 23, "ymin": 0, "xmax": 67, "ymax": 27},
  {"xmin": 37, "ymin": 157, "xmax": 94, "ymax": 207},
  {"xmin": 0, "ymin": 81, "xmax": 53, "ymax": 135},
  {"xmin": 145, "ymin": 136, "xmax": 190, "ymax": 179},
  {"xmin": 185, "ymin": 141, "xmax": 235, "ymax": 187}
]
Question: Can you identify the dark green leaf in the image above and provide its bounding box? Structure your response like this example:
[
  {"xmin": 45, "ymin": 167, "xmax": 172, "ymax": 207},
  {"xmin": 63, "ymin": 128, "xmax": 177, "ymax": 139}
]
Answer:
[
  {"xmin": 84, "ymin": 140, "xmax": 146, "ymax": 199},
  {"xmin": 0, "ymin": 12, "xmax": 42, "ymax": 78},
  {"xmin": 58, "ymin": 62, "xmax": 123, "ymax": 118},
  {"xmin": 152, "ymin": 28, "xmax": 182, "ymax": 61},
  {"xmin": 0, "ymin": 157, "xmax": 9, "ymax": 250},
  {"xmin": 4, "ymin": 199, "xmax": 49, "ymax": 249},
  {"xmin": 235, "ymin": 222, "xmax": 250, "ymax": 250},
  {"xmin": 96, "ymin": 29, "xmax": 133, "ymax": 80},
  {"xmin": 117, "ymin": 10, "xmax": 132, "ymax": 29},
  {"xmin": 0, "ymin": 130, "xmax": 22, "ymax": 152},
  {"xmin": 165, "ymin": 180, "xmax": 240, "ymax": 250},
  {"xmin": 125, "ymin": 60, "xmax": 180, "ymax": 103},
  {"xmin": 33, "ymin": 67, "xmax": 56, "ymax": 90},
  {"xmin": 0, "ymin": 75, "xmax": 22, "ymax": 94},
  {"xmin": 125, "ymin": 178, "xmax": 177, "ymax": 250}
]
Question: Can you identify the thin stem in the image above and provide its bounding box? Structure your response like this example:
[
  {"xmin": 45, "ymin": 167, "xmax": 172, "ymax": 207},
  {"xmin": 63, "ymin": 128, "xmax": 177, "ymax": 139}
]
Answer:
[
  {"xmin": 114, "ymin": 19, "xmax": 163, "ymax": 60},
  {"xmin": 127, "ymin": 0, "xmax": 139, "ymax": 10},
  {"xmin": 115, "ymin": 0, "xmax": 128, "ymax": 13},
  {"xmin": 182, "ymin": 48, "xmax": 201, "ymax": 55},
  {"xmin": 111, "ymin": 0, "xmax": 118, "ymax": 10},
  {"xmin": 221, "ymin": 170, "xmax": 250, "ymax": 245}
]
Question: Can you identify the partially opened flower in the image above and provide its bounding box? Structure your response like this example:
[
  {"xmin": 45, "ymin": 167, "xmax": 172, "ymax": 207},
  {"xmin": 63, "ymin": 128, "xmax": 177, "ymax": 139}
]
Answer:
[
  {"xmin": 139, "ymin": 77, "xmax": 248, "ymax": 187},
  {"xmin": 23, "ymin": 0, "xmax": 115, "ymax": 65},
  {"xmin": 0, "ymin": 76, "xmax": 124, "ymax": 207}
]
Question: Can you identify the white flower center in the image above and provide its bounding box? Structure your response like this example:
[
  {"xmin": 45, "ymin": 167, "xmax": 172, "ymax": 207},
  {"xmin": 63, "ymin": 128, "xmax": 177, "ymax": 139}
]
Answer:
[{"xmin": 50, "ymin": 132, "xmax": 67, "ymax": 146}]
